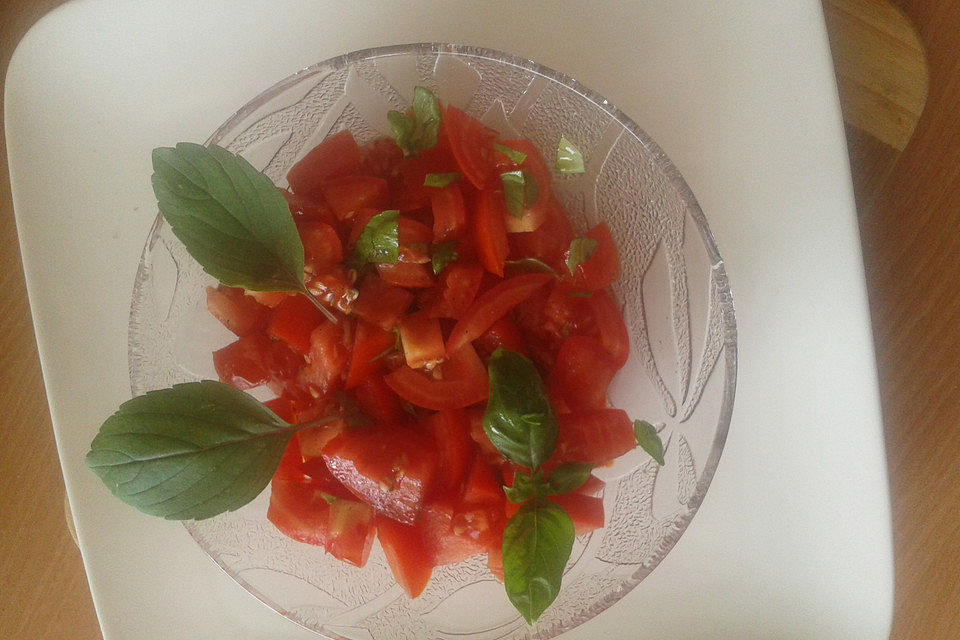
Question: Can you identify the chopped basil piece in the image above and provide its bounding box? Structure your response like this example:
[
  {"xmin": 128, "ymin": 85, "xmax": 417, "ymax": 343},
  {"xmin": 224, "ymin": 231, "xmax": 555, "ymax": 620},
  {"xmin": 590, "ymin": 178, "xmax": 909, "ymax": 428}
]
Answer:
[
  {"xmin": 423, "ymin": 172, "xmax": 461, "ymax": 188},
  {"xmin": 566, "ymin": 236, "xmax": 598, "ymax": 274},
  {"xmin": 556, "ymin": 135, "xmax": 585, "ymax": 174},
  {"xmin": 494, "ymin": 143, "xmax": 527, "ymax": 165},
  {"xmin": 634, "ymin": 420, "xmax": 665, "ymax": 465},
  {"xmin": 504, "ymin": 258, "xmax": 557, "ymax": 276},
  {"xmin": 351, "ymin": 210, "xmax": 400, "ymax": 268},
  {"xmin": 388, "ymin": 86, "xmax": 441, "ymax": 155},
  {"xmin": 431, "ymin": 241, "xmax": 459, "ymax": 274},
  {"xmin": 500, "ymin": 171, "xmax": 540, "ymax": 219}
]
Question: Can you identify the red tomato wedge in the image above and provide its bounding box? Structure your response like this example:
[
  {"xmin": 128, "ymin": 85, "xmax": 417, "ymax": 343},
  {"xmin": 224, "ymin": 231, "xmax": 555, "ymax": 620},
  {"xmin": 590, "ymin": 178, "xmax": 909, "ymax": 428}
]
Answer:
[
  {"xmin": 591, "ymin": 289, "xmax": 630, "ymax": 368},
  {"xmin": 351, "ymin": 274, "xmax": 414, "ymax": 331},
  {"xmin": 286, "ymin": 130, "xmax": 362, "ymax": 197},
  {"xmin": 444, "ymin": 105, "xmax": 494, "ymax": 189},
  {"xmin": 431, "ymin": 182, "xmax": 467, "ymax": 241},
  {"xmin": 345, "ymin": 321, "xmax": 397, "ymax": 389},
  {"xmin": 206, "ymin": 285, "xmax": 270, "ymax": 337},
  {"xmin": 397, "ymin": 312, "xmax": 445, "ymax": 369},
  {"xmin": 300, "ymin": 221, "xmax": 343, "ymax": 273},
  {"xmin": 473, "ymin": 182, "xmax": 509, "ymax": 276},
  {"xmin": 385, "ymin": 343, "xmax": 488, "ymax": 410},
  {"xmin": 551, "ymin": 408, "xmax": 636, "ymax": 466},
  {"xmin": 376, "ymin": 516, "xmax": 434, "ymax": 598},
  {"xmin": 322, "ymin": 426, "xmax": 437, "ymax": 524},
  {"xmin": 319, "ymin": 175, "xmax": 389, "ymax": 220},
  {"xmin": 446, "ymin": 272, "xmax": 553, "ymax": 355},
  {"xmin": 549, "ymin": 336, "xmax": 620, "ymax": 411},
  {"xmin": 421, "ymin": 410, "xmax": 475, "ymax": 500},
  {"xmin": 267, "ymin": 295, "xmax": 329, "ymax": 355}
]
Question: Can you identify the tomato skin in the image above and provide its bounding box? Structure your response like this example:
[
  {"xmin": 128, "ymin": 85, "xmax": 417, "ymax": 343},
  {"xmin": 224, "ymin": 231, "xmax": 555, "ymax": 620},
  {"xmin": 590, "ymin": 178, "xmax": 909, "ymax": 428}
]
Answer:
[
  {"xmin": 431, "ymin": 262, "xmax": 484, "ymax": 320},
  {"xmin": 213, "ymin": 334, "xmax": 302, "ymax": 392},
  {"xmin": 549, "ymin": 335, "xmax": 619, "ymax": 411},
  {"xmin": 322, "ymin": 426, "xmax": 437, "ymax": 524},
  {"xmin": 509, "ymin": 197, "xmax": 575, "ymax": 273},
  {"xmin": 460, "ymin": 453, "xmax": 503, "ymax": 507},
  {"xmin": 444, "ymin": 105, "xmax": 494, "ymax": 189},
  {"xmin": 376, "ymin": 515, "xmax": 433, "ymax": 598},
  {"xmin": 345, "ymin": 321, "xmax": 397, "ymax": 389},
  {"xmin": 474, "ymin": 316, "xmax": 528, "ymax": 360},
  {"xmin": 550, "ymin": 408, "xmax": 636, "ymax": 466},
  {"xmin": 421, "ymin": 410, "xmax": 475, "ymax": 500},
  {"xmin": 206, "ymin": 285, "xmax": 270, "ymax": 337},
  {"xmin": 446, "ymin": 272, "xmax": 554, "ymax": 355},
  {"xmin": 385, "ymin": 343, "xmax": 488, "ymax": 411},
  {"xmin": 351, "ymin": 274, "xmax": 414, "ymax": 331},
  {"xmin": 565, "ymin": 222, "xmax": 619, "ymax": 290},
  {"xmin": 473, "ymin": 182, "xmax": 510, "ymax": 276},
  {"xmin": 431, "ymin": 182, "xmax": 467, "ymax": 241},
  {"xmin": 286, "ymin": 130, "xmax": 363, "ymax": 198}
]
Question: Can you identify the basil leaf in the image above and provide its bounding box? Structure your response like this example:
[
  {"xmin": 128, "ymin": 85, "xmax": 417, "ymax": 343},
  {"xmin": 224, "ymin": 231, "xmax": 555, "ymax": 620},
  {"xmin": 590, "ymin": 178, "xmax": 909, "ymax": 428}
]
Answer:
[
  {"xmin": 85, "ymin": 381, "xmax": 296, "ymax": 520},
  {"xmin": 388, "ymin": 86, "xmax": 441, "ymax": 155},
  {"xmin": 566, "ymin": 236, "xmax": 599, "ymax": 274},
  {"xmin": 431, "ymin": 241, "xmax": 459, "ymax": 274},
  {"xmin": 493, "ymin": 143, "xmax": 527, "ymax": 165},
  {"xmin": 424, "ymin": 172, "xmax": 461, "ymax": 188},
  {"xmin": 151, "ymin": 143, "xmax": 305, "ymax": 292},
  {"xmin": 500, "ymin": 171, "xmax": 526, "ymax": 218},
  {"xmin": 483, "ymin": 349, "xmax": 558, "ymax": 470},
  {"xmin": 351, "ymin": 210, "xmax": 399, "ymax": 268},
  {"xmin": 504, "ymin": 470, "xmax": 540, "ymax": 504},
  {"xmin": 502, "ymin": 499, "xmax": 575, "ymax": 624},
  {"xmin": 556, "ymin": 135, "xmax": 585, "ymax": 174},
  {"xmin": 634, "ymin": 420, "xmax": 665, "ymax": 465},
  {"xmin": 504, "ymin": 258, "xmax": 557, "ymax": 276},
  {"xmin": 543, "ymin": 462, "xmax": 594, "ymax": 496}
]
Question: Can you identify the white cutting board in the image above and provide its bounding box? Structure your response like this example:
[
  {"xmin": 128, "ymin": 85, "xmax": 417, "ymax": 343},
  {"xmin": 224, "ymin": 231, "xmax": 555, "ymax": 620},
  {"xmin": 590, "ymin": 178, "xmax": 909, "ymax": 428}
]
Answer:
[{"xmin": 5, "ymin": 1, "xmax": 892, "ymax": 638}]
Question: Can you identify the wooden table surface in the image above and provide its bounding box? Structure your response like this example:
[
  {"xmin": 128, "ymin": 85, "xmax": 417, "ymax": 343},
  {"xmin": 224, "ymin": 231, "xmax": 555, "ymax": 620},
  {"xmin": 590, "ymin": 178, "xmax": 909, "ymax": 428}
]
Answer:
[{"xmin": 2, "ymin": 2, "xmax": 957, "ymax": 638}]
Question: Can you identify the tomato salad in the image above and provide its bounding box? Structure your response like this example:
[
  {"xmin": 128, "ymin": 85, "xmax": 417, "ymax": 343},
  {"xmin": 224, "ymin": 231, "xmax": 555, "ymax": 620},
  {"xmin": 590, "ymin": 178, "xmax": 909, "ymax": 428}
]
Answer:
[{"xmin": 203, "ymin": 92, "xmax": 641, "ymax": 603}]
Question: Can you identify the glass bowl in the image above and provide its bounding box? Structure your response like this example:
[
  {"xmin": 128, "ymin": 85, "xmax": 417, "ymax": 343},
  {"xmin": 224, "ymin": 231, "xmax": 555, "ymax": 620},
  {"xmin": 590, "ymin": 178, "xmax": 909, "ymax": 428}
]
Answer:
[{"xmin": 129, "ymin": 43, "xmax": 737, "ymax": 639}]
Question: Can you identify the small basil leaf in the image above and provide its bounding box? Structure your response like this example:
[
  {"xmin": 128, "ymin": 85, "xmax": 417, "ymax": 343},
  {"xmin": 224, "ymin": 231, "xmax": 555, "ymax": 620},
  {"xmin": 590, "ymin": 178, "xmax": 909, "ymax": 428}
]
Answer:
[
  {"xmin": 151, "ymin": 143, "xmax": 305, "ymax": 292},
  {"xmin": 504, "ymin": 258, "xmax": 557, "ymax": 276},
  {"xmin": 500, "ymin": 171, "xmax": 525, "ymax": 219},
  {"xmin": 431, "ymin": 241, "xmax": 459, "ymax": 274},
  {"xmin": 543, "ymin": 462, "xmax": 594, "ymax": 496},
  {"xmin": 556, "ymin": 135, "xmax": 585, "ymax": 174},
  {"xmin": 424, "ymin": 172, "xmax": 461, "ymax": 188},
  {"xmin": 388, "ymin": 86, "xmax": 441, "ymax": 155},
  {"xmin": 502, "ymin": 499, "xmax": 575, "ymax": 624},
  {"xmin": 85, "ymin": 381, "xmax": 296, "ymax": 520},
  {"xmin": 483, "ymin": 349, "xmax": 558, "ymax": 470},
  {"xmin": 493, "ymin": 143, "xmax": 527, "ymax": 165},
  {"xmin": 634, "ymin": 420, "xmax": 665, "ymax": 465},
  {"xmin": 504, "ymin": 471, "xmax": 536, "ymax": 504},
  {"xmin": 566, "ymin": 236, "xmax": 599, "ymax": 274},
  {"xmin": 351, "ymin": 210, "xmax": 399, "ymax": 268}
]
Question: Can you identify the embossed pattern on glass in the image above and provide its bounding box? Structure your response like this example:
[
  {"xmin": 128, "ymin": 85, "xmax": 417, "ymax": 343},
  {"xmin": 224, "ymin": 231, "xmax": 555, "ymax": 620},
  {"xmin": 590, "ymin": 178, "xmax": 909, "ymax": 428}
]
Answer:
[{"xmin": 128, "ymin": 43, "xmax": 737, "ymax": 639}]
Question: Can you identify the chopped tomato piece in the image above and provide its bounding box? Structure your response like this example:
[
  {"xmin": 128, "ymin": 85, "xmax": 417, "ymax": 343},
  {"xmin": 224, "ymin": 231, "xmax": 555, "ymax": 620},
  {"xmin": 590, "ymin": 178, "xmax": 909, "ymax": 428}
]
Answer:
[
  {"xmin": 548, "ymin": 493, "xmax": 604, "ymax": 536},
  {"xmin": 213, "ymin": 334, "xmax": 302, "ymax": 391},
  {"xmin": 282, "ymin": 189, "xmax": 337, "ymax": 226},
  {"xmin": 298, "ymin": 418, "xmax": 347, "ymax": 457},
  {"xmin": 550, "ymin": 408, "xmax": 636, "ymax": 466},
  {"xmin": 429, "ymin": 262, "xmax": 484, "ymax": 319},
  {"xmin": 322, "ymin": 426, "xmax": 437, "ymax": 524},
  {"xmin": 352, "ymin": 374, "xmax": 407, "ymax": 427},
  {"xmin": 509, "ymin": 197, "xmax": 575, "ymax": 273},
  {"xmin": 301, "ymin": 321, "xmax": 349, "ymax": 395},
  {"xmin": 361, "ymin": 137, "xmax": 404, "ymax": 178},
  {"xmin": 286, "ymin": 130, "xmax": 363, "ymax": 197},
  {"xmin": 431, "ymin": 182, "xmax": 467, "ymax": 241},
  {"xmin": 460, "ymin": 453, "xmax": 503, "ymax": 507},
  {"xmin": 320, "ymin": 175, "xmax": 389, "ymax": 220},
  {"xmin": 206, "ymin": 285, "xmax": 270, "ymax": 336},
  {"xmin": 385, "ymin": 343, "xmax": 488, "ymax": 410},
  {"xmin": 549, "ymin": 336, "xmax": 619, "ymax": 411},
  {"xmin": 267, "ymin": 295, "xmax": 329, "ymax": 355},
  {"xmin": 351, "ymin": 274, "xmax": 414, "ymax": 331},
  {"xmin": 473, "ymin": 182, "xmax": 509, "ymax": 276},
  {"xmin": 398, "ymin": 312, "xmax": 445, "ymax": 369},
  {"xmin": 300, "ymin": 221, "xmax": 343, "ymax": 274},
  {"xmin": 444, "ymin": 105, "xmax": 495, "ymax": 189},
  {"xmin": 421, "ymin": 409, "xmax": 475, "ymax": 500},
  {"xmin": 591, "ymin": 289, "xmax": 630, "ymax": 368},
  {"xmin": 377, "ymin": 261, "xmax": 434, "ymax": 288},
  {"xmin": 565, "ymin": 222, "xmax": 619, "ymax": 290},
  {"xmin": 376, "ymin": 515, "xmax": 433, "ymax": 598},
  {"xmin": 345, "ymin": 321, "xmax": 397, "ymax": 389},
  {"xmin": 474, "ymin": 316, "xmax": 528, "ymax": 359},
  {"xmin": 419, "ymin": 499, "xmax": 486, "ymax": 566},
  {"xmin": 446, "ymin": 272, "xmax": 553, "ymax": 355}
]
